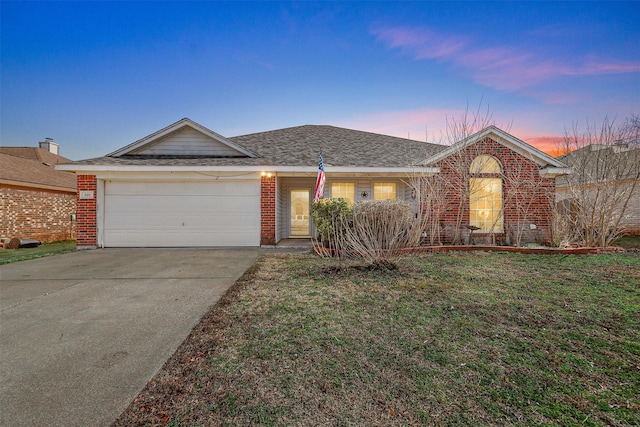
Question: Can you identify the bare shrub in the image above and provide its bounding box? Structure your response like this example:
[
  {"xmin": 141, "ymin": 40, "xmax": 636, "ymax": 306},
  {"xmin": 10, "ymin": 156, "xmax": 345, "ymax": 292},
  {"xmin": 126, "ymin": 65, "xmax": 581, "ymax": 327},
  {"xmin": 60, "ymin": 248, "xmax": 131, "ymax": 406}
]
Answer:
[
  {"xmin": 556, "ymin": 115, "xmax": 640, "ymax": 247},
  {"xmin": 340, "ymin": 200, "xmax": 421, "ymax": 266},
  {"xmin": 551, "ymin": 203, "xmax": 579, "ymax": 248}
]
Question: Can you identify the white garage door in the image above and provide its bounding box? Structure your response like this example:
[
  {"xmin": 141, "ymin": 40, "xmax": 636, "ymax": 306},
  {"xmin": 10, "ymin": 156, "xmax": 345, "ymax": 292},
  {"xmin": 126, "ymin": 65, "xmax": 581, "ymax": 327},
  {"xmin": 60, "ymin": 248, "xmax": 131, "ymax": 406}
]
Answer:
[{"xmin": 104, "ymin": 180, "xmax": 260, "ymax": 247}]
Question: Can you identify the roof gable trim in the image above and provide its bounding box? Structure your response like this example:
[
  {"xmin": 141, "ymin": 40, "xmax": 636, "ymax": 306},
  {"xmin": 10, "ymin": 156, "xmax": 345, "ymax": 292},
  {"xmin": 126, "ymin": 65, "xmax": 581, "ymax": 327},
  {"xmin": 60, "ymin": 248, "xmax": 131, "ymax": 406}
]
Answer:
[
  {"xmin": 108, "ymin": 118, "xmax": 258, "ymax": 158},
  {"xmin": 419, "ymin": 126, "xmax": 566, "ymax": 168}
]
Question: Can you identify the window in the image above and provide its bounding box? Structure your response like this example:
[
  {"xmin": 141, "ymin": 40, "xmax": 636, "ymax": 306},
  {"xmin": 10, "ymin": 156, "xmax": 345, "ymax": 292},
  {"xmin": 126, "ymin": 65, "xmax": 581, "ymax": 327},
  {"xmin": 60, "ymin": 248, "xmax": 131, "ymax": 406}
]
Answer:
[
  {"xmin": 374, "ymin": 182, "xmax": 396, "ymax": 200},
  {"xmin": 469, "ymin": 156, "xmax": 503, "ymax": 233},
  {"xmin": 470, "ymin": 155, "xmax": 502, "ymax": 173},
  {"xmin": 331, "ymin": 182, "xmax": 355, "ymax": 204},
  {"xmin": 470, "ymin": 178, "xmax": 503, "ymax": 232}
]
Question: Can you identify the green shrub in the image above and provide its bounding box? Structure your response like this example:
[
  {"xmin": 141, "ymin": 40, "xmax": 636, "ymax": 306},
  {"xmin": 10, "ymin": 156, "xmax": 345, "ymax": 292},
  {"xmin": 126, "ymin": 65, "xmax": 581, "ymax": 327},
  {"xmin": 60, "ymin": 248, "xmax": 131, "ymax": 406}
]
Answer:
[{"xmin": 311, "ymin": 198, "xmax": 353, "ymax": 248}]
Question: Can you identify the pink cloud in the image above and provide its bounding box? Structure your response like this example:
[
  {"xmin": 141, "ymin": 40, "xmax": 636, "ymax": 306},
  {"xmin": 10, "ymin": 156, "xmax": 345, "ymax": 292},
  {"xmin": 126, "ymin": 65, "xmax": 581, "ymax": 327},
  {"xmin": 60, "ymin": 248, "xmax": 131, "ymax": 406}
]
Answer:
[
  {"xmin": 334, "ymin": 108, "xmax": 460, "ymax": 142},
  {"xmin": 371, "ymin": 25, "xmax": 640, "ymax": 94},
  {"xmin": 572, "ymin": 60, "xmax": 640, "ymax": 75},
  {"xmin": 457, "ymin": 48, "xmax": 573, "ymax": 91},
  {"xmin": 371, "ymin": 26, "xmax": 466, "ymax": 60},
  {"xmin": 521, "ymin": 135, "xmax": 567, "ymax": 156}
]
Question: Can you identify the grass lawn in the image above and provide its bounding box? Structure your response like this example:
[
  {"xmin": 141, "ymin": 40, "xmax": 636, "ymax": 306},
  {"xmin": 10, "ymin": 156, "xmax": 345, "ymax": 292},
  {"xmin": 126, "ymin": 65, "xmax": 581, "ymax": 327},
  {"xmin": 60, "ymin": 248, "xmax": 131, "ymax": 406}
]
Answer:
[
  {"xmin": 613, "ymin": 235, "xmax": 640, "ymax": 249},
  {"xmin": 0, "ymin": 240, "xmax": 76, "ymax": 264},
  {"xmin": 114, "ymin": 251, "xmax": 640, "ymax": 426}
]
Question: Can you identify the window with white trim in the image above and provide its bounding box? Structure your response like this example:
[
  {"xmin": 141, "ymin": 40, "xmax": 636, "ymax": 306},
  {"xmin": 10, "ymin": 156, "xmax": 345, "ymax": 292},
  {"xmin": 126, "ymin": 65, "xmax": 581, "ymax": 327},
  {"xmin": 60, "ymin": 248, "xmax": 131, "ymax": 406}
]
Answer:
[
  {"xmin": 374, "ymin": 182, "xmax": 397, "ymax": 200},
  {"xmin": 469, "ymin": 156, "xmax": 503, "ymax": 232},
  {"xmin": 331, "ymin": 182, "xmax": 355, "ymax": 204}
]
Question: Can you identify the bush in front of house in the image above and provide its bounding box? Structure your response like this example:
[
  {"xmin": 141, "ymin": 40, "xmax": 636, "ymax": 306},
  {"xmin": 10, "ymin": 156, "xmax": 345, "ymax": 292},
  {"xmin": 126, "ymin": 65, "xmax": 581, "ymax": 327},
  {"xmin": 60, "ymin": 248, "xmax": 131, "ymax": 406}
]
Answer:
[
  {"xmin": 313, "ymin": 199, "xmax": 422, "ymax": 269},
  {"xmin": 311, "ymin": 198, "xmax": 353, "ymax": 250},
  {"xmin": 343, "ymin": 200, "xmax": 421, "ymax": 265}
]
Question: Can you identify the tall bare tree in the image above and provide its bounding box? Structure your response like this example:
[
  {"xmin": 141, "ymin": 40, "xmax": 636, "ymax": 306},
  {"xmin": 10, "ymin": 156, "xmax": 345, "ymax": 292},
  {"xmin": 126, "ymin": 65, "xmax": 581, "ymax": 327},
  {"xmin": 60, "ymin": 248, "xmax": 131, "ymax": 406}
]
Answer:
[
  {"xmin": 556, "ymin": 115, "xmax": 640, "ymax": 247},
  {"xmin": 414, "ymin": 101, "xmax": 511, "ymax": 244}
]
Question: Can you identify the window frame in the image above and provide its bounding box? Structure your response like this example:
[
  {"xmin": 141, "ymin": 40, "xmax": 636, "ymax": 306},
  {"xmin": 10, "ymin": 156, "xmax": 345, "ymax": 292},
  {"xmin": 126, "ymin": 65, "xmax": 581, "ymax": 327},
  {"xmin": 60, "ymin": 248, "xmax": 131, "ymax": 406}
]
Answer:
[
  {"xmin": 373, "ymin": 182, "xmax": 397, "ymax": 200},
  {"xmin": 469, "ymin": 155, "xmax": 503, "ymax": 233},
  {"xmin": 331, "ymin": 182, "xmax": 356, "ymax": 204}
]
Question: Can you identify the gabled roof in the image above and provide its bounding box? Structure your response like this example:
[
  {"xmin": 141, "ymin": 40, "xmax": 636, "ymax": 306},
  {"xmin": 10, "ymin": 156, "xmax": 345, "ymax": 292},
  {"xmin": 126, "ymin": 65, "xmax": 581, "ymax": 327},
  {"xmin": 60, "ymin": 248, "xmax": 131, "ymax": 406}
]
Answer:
[
  {"xmin": 58, "ymin": 122, "xmax": 444, "ymax": 173},
  {"xmin": 419, "ymin": 125, "xmax": 567, "ymax": 168},
  {"xmin": 0, "ymin": 147, "xmax": 76, "ymax": 192},
  {"xmin": 57, "ymin": 119, "xmax": 566, "ymax": 178},
  {"xmin": 108, "ymin": 118, "xmax": 258, "ymax": 158},
  {"xmin": 229, "ymin": 125, "xmax": 444, "ymax": 168}
]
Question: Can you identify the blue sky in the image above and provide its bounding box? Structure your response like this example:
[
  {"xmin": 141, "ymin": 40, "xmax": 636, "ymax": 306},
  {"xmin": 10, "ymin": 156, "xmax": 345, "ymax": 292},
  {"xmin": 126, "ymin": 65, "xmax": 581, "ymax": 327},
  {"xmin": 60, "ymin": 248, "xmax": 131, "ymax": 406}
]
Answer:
[{"xmin": 1, "ymin": 1, "xmax": 639, "ymax": 160}]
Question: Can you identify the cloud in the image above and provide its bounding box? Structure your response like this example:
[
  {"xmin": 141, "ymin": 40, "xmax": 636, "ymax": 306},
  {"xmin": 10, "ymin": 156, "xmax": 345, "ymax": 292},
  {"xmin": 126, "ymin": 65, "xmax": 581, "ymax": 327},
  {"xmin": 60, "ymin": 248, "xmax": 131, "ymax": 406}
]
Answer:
[
  {"xmin": 371, "ymin": 25, "xmax": 640, "ymax": 94},
  {"xmin": 334, "ymin": 108, "xmax": 460, "ymax": 142},
  {"xmin": 336, "ymin": 108, "xmax": 569, "ymax": 156},
  {"xmin": 521, "ymin": 135, "xmax": 567, "ymax": 156},
  {"xmin": 372, "ymin": 26, "xmax": 466, "ymax": 60},
  {"xmin": 572, "ymin": 60, "xmax": 640, "ymax": 76}
]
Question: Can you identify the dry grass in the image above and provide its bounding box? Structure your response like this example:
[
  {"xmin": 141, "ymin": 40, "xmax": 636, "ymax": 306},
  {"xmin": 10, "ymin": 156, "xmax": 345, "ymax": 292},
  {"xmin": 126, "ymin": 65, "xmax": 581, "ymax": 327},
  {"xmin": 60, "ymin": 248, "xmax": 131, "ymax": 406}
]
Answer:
[{"xmin": 114, "ymin": 251, "xmax": 640, "ymax": 426}]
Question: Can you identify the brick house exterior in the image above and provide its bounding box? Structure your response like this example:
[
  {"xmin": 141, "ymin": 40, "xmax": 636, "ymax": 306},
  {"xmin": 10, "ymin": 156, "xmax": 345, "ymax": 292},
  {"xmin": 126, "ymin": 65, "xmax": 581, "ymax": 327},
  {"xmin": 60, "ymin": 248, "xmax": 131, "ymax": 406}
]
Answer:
[
  {"xmin": 423, "ymin": 136, "xmax": 557, "ymax": 245},
  {"xmin": 76, "ymin": 175, "xmax": 97, "ymax": 247},
  {"xmin": 58, "ymin": 119, "xmax": 568, "ymax": 249},
  {"xmin": 1, "ymin": 144, "xmax": 77, "ymax": 243},
  {"xmin": 260, "ymin": 174, "xmax": 277, "ymax": 246}
]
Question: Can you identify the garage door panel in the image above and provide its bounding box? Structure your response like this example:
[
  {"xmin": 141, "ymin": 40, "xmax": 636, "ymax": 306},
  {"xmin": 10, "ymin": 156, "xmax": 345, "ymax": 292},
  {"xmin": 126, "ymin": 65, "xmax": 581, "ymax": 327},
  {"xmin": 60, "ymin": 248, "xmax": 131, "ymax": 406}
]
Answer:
[
  {"xmin": 107, "ymin": 181, "xmax": 259, "ymax": 197},
  {"xmin": 104, "ymin": 231, "xmax": 256, "ymax": 247},
  {"xmin": 105, "ymin": 195, "xmax": 258, "ymax": 215},
  {"xmin": 105, "ymin": 213, "xmax": 259, "ymax": 229},
  {"xmin": 104, "ymin": 180, "xmax": 260, "ymax": 247}
]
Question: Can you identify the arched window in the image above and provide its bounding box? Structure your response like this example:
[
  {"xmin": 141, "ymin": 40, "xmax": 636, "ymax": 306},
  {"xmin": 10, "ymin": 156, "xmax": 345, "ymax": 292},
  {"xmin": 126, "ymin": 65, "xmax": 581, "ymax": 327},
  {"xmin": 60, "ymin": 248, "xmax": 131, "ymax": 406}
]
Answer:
[
  {"xmin": 470, "ymin": 155, "xmax": 502, "ymax": 173},
  {"xmin": 469, "ymin": 155, "xmax": 503, "ymax": 233}
]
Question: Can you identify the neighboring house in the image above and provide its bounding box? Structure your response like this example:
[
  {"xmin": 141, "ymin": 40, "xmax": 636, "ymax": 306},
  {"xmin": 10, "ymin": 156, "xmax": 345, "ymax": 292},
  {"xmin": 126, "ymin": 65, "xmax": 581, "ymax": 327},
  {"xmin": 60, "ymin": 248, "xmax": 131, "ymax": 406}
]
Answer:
[
  {"xmin": 0, "ymin": 139, "xmax": 77, "ymax": 242},
  {"xmin": 57, "ymin": 118, "xmax": 568, "ymax": 249},
  {"xmin": 556, "ymin": 143, "xmax": 640, "ymax": 236}
]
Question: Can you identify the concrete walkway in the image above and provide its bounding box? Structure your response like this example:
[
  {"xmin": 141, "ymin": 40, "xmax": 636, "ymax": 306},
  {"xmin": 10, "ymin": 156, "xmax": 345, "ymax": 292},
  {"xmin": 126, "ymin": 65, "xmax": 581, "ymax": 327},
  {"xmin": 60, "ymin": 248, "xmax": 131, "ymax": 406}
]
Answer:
[{"xmin": 0, "ymin": 248, "xmax": 262, "ymax": 427}]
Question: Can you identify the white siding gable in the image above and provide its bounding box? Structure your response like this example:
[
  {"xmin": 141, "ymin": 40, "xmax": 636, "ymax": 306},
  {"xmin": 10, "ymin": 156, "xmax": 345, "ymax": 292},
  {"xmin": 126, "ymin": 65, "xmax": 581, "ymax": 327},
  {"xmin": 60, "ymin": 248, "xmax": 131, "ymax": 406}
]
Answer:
[
  {"xmin": 108, "ymin": 118, "xmax": 257, "ymax": 158},
  {"xmin": 130, "ymin": 127, "xmax": 245, "ymax": 157}
]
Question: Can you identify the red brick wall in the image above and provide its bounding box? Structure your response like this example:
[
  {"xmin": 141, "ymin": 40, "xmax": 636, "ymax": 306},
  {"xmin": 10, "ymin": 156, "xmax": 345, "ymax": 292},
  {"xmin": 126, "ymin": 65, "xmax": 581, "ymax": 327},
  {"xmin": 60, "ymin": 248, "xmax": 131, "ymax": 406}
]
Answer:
[
  {"xmin": 0, "ymin": 184, "xmax": 76, "ymax": 243},
  {"xmin": 260, "ymin": 175, "xmax": 276, "ymax": 245},
  {"xmin": 76, "ymin": 175, "xmax": 97, "ymax": 248},
  {"xmin": 425, "ymin": 138, "xmax": 556, "ymax": 245}
]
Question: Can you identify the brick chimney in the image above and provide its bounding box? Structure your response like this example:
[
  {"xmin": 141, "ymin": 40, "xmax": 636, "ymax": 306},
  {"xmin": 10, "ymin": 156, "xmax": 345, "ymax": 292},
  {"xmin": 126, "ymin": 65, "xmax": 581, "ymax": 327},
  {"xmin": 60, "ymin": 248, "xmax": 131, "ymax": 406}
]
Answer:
[{"xmin": 39, "ymin": 137, "xmax": 59, "ymax": 155}]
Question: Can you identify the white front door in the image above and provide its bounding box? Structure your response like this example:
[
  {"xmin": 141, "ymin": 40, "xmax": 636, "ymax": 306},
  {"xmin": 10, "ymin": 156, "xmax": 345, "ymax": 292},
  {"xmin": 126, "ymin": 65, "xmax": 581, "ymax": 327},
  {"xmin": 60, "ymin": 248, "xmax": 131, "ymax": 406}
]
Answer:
[{"xmin": 290, "ymin": 190, "xmax": 310, "ymax": 237}]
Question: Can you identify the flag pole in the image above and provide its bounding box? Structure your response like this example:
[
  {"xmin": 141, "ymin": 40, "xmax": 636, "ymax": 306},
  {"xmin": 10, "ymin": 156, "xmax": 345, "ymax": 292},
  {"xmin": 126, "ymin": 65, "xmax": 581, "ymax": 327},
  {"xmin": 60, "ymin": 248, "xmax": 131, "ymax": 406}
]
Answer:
[{"xmin": 313, "ymin": 153, "xmax": 326, "ymax": 203}]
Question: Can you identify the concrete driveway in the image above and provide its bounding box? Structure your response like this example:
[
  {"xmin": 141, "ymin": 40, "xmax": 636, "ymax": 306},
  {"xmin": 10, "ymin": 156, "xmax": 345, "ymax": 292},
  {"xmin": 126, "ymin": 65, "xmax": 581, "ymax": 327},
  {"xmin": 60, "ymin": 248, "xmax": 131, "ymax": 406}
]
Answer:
[{"xmin": 0, "ymin": 248, "xmax": 262, "ymax": 427}]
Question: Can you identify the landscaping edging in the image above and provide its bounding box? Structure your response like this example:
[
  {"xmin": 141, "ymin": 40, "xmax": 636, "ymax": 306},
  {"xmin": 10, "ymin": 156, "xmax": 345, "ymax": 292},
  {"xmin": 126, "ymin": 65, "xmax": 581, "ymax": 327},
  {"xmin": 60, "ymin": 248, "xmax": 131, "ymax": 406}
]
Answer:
[{"xmin": 314, "ymin": 245, "xmax": 629, "ymax": 257}]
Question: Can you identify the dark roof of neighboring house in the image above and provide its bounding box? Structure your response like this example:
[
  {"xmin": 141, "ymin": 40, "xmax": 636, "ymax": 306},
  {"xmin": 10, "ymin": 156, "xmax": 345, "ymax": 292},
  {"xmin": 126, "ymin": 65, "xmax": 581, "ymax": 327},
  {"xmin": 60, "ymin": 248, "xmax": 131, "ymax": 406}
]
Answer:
[
  {"xmin": 0, "ymin": 147, "xmax": 76, "ymax": 191},
  {"xmin": 60, "ymin": 125, "xmax": 446, "ymax": 168}
]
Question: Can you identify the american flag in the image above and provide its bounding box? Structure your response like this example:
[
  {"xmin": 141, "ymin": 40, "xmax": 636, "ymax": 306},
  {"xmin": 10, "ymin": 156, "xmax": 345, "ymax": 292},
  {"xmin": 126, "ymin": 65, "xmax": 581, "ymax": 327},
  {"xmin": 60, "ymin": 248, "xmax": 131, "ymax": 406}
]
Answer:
[{"xmin": 313, "ymin": 154, "xmax": 326, "ymax": 202}]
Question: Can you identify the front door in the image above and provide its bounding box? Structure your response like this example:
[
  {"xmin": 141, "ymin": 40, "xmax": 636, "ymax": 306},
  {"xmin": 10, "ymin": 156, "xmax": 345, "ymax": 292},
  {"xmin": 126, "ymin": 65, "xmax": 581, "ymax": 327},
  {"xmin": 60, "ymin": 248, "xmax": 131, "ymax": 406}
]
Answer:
[{"xmin": 290, "ymin": 190, "xmax": 310, "ymax": 237}]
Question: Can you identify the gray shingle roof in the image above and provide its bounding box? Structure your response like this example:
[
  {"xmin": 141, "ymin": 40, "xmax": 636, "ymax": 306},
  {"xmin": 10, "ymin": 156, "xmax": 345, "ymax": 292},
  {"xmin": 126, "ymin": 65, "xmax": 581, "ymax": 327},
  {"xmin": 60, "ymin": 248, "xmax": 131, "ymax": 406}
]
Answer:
[
  {"xmin": 231, "ymin": 125, "xmax": 444, "ymax": 167},
  {"xmin": 62, "ymin": 125, "xmax": 446, "ymax": 168}
]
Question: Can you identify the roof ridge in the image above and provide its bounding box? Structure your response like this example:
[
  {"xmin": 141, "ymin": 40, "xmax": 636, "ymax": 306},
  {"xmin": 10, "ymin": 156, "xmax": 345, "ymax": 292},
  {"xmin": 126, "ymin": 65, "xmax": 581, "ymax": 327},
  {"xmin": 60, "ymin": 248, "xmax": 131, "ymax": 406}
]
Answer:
[{"xmin": 230, "ymin": 124, "xmax": 445, "ymax": 148}]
